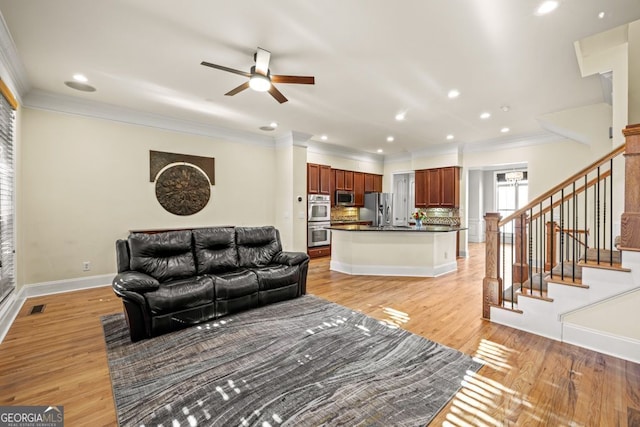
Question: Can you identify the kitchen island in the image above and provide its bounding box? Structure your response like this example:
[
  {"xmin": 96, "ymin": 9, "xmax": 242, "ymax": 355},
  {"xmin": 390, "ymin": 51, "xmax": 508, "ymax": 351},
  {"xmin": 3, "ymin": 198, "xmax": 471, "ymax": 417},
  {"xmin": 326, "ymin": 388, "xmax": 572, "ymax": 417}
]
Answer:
[{"xmin": 328, "ymin": 224, "xmax": 464, "ymax": 277}]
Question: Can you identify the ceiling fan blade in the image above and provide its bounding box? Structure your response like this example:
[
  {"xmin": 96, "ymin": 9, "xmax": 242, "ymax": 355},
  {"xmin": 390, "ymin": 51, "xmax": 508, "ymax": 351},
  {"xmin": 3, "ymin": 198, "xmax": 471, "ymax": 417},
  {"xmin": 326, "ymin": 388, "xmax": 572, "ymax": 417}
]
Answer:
[
  {"xmin": 201, "ymin": 61, "xmax": 251, "ymax": 77},
  {"xmin": 272, "ymin": 75, "xmax": 315, "ymax": 85},
  {"xmin": 225, "ymin": 81, "xmax": 250, "ymax": 96},
  {"xmin": 268, "ymin": 85, "xmax": 288, "ymax": 103},
  {"xmin": 254, "ymin": 47, "xmax": 271, "ymax": 76}
]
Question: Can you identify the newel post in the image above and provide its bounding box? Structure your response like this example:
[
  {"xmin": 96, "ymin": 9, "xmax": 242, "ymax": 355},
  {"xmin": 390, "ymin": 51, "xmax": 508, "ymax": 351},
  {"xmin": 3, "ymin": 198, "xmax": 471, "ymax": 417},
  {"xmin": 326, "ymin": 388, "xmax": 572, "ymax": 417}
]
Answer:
[
  {"xmin": 621, "ymin": 124, "xmax": 640, "ymax": 250},
  {"xmin": 483, "ymin": 212, "xmax": 502, "ymax": 320}
]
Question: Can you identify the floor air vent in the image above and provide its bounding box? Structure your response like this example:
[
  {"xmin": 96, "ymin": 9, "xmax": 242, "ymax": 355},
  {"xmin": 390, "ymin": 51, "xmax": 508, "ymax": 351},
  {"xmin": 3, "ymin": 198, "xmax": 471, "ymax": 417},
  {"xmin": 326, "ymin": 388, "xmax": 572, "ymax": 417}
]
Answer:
[{"xmin": 29, "ymin": 304, "xmax": 46, "ymax": 315}]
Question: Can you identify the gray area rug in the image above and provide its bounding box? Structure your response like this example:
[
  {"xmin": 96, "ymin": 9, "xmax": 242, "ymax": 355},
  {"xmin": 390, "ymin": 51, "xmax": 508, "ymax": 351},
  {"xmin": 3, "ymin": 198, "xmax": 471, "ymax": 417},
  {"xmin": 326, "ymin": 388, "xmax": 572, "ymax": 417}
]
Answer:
[{"xmin": 102, "ymin": 295, "xmax": 482, "ymax": 426}]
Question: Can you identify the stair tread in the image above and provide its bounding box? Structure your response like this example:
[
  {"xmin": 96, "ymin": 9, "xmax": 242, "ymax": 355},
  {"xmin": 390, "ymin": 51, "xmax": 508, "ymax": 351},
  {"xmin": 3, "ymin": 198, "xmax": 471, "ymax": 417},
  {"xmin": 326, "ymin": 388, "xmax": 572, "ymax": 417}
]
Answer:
[{"xmin": 578, "ymin": 259, "xmax": 631, "ymax": 272}]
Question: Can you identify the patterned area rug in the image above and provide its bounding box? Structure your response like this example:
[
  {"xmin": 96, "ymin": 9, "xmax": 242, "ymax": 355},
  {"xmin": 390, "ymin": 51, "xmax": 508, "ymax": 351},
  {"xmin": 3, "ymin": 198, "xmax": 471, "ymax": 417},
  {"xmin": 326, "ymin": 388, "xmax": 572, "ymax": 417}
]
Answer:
[{"xmin": 102, "ymin": 295, "xmax": 482, "ymax": 426}]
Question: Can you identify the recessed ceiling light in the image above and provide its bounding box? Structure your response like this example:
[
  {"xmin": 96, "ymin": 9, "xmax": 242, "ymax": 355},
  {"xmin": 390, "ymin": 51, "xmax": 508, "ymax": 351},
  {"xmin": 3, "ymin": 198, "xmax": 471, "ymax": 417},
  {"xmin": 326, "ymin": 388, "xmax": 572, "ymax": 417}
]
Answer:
[
  {"xmin": 501, "ymin": 127, "xmax": 510, "ymax": 133},
  {"xmin": 377, "ymin": 149, "xmax": 383, "ymax": 153},
  {"xmin": 536, "ymin": 1, "xmax": 559, "ymax": 15},
  {"xmin": 395, "ymin": 112, "xmax": 406, "ymax": 121},
  {"xmin": 73, "ymin": 73, "xmax": 88, "ymax": 83},
  {"xmin": 320, "ymin": 135, "xmax": 328, "ymax": 141},
  {"xmin": 386, "ymin": 136, "xmax": 394, "ymax": 143},
  {"xmin": 269, "ymin": 121, "xmax": 278, "ymax": 128},
  {"xmin": 598, "ymin": 11, "xmax": 605, "ymax": 19},
  {"xmin": 447, "ymin": 89, "xmax": 460, "ymax": 99},
  {"xmin": 64, "ymin": 81, "xmax": 96, "ymax": 92},
  {"xmin": 500, "ymin": 105, "xmax": 511, "ymax": 112},
  {"xmin": 480, "ymin": 112, "xmax": 491, "ymax": 119},
  {"xmin": 259, "ymin": 126, "xmax": 275, "ymax": 131},
  {"xmin": 446, "ymin": 134, "xmax": 454, "ymax": 140}
]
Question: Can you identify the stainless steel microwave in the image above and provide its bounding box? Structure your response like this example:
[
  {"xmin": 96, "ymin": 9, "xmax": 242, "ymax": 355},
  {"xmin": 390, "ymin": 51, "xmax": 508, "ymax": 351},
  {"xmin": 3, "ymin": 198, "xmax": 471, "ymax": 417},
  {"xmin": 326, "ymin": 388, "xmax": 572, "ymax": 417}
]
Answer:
[{"xmin": 335, "ymin": 190, "xmax": 355, "ymax": 206}]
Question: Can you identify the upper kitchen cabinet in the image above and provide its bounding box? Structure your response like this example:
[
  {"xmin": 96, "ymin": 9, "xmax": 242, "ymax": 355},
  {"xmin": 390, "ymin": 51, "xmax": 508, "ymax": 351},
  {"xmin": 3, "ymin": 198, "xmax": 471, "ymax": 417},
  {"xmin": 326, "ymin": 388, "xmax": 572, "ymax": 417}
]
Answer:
[
  {"xmin": 373, "ymin": 174, "xmax": 383, "ymax": 193},
  {"xmin": 415, "ymin": 166, "xmax": 460, "ymax": 208},
  {"xmin": 353, "ymin": 172, "xmax": 365, "ymax": 206},
  {"xmin": 334, "ymin": 169, "xmax": 354, "ymax": 191},
  {"xmin": 440, "ymin": 166, "xmax": 460, "ymax": 208},
  {"xmin": 307, "ymin": 163, "xmax": 331, "ymax": 194}
]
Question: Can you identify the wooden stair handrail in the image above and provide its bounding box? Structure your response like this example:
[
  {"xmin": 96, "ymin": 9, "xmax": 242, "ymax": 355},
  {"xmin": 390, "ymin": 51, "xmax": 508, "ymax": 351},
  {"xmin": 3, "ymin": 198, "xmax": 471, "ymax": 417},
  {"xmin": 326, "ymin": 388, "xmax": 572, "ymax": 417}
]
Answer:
[
  {"xmin": 529, "ymin": 170, "xmax": 611, "ymax": 221},
  {"xmin": 499, "ymin": 144, "xmax": 625, "ymax": 226}
]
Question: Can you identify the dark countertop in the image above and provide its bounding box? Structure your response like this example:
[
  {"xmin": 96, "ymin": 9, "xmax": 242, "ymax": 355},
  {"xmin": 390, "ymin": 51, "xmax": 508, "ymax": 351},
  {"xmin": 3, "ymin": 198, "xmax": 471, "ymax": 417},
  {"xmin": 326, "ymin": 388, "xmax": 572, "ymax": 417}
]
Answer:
[
  {"xmin": 330, "ymin": 220, "xmax": 372, "ymax": 225},
  {"xmin": 328, "ymin": 224, "xmax": 466, "ymax": 232}
]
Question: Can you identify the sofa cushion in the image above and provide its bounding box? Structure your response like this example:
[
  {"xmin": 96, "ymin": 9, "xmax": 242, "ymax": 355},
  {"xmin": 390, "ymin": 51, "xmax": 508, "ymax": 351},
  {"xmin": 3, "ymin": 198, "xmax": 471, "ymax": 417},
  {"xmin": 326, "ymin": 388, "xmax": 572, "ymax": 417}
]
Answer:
[
  {"xmin": 236, "ymin": 226, "xmax": 282, "ymax": 268},
  {"xmin": 129, "ymin": 230, "xmax": 196, "ymax": 282},
  {"xmin": 145, "ymin": 275, "xmax": 214, "ymax": 315},
  {"xmin": 252, "ymin": 265, "xmax": 299, "ymax": 291},
  {"xmin": 213, "ymin": 270, "xmax": 259, "ymax": 300},
  {"xmin": 193, "ymin": 227, "xmax": 238, "ymax": 274}
]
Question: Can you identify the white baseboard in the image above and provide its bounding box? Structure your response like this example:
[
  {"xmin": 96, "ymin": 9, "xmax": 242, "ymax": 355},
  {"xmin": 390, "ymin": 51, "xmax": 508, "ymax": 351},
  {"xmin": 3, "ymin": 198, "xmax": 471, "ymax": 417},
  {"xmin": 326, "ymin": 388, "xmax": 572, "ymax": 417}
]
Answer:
[
  {"xmin": 330, "ymin": 260, "xmax": 458, "ymax": 277},
  {"xmin": 562, "ymin": 322, "xmax": 640, "ymax": 364},
  {"xmin": 0, "ymin": 273, "xmax": 115, "ymax": 343}
]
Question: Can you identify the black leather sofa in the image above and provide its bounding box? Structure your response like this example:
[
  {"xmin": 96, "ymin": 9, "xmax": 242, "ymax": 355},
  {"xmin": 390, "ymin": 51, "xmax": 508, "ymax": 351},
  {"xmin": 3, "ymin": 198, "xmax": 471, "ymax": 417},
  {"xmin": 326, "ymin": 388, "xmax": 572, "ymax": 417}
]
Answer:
[{"xmin": 112, "ymin": 226, "xmax": 310, "ymax": 341}]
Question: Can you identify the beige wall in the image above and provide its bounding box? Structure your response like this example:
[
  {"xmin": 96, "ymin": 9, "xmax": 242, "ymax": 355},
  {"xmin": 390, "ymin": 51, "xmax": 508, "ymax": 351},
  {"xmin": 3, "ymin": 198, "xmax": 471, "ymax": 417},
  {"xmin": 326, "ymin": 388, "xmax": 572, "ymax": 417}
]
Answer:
[{"xmin": 19, "ymin": 108, "xmax": 280, "ymax": 286}]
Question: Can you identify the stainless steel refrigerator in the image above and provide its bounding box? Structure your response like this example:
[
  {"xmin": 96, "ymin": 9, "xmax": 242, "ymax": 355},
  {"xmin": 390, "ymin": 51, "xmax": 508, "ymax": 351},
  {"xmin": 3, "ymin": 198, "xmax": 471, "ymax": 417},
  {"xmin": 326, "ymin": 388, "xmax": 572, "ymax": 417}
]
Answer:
[{"xmin": 361, "ymin": 193, "xmax": 393, "ymax": 227}]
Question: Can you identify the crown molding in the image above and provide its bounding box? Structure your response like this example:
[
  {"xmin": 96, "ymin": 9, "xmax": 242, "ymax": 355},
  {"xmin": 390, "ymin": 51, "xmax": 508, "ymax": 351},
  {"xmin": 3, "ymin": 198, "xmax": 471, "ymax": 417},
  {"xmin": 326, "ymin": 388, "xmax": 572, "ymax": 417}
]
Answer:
[
  {"xmin": 0, "ymin": 11, "xmax": 30, "ymax": 99},
  {"xmin": 23, "ymin": 89, "xmax": 277, "ymax": 147},
  {"xmin": 460, "ymin": 131, "xmax": 559, "ymax": 153},
  {"xmin": 307, "ymin": 140, "xmax": 383, "ymax": 164}
]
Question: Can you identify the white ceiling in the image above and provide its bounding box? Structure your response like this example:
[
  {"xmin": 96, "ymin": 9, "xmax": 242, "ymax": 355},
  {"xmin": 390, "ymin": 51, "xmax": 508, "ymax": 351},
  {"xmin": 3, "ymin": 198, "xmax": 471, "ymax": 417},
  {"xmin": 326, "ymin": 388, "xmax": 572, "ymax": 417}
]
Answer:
[{"xmin": 1, "ymin": 0, "xmax": 639, "ymax": 156}]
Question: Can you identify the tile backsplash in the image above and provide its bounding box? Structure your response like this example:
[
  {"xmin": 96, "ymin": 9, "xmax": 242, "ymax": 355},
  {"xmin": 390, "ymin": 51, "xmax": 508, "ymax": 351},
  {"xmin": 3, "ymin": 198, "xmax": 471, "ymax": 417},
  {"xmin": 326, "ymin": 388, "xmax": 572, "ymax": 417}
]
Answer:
[
  {"xmin": 331, "ymin": 207, "xmax": 359, "ymax": 222},
  {"xmin": 422, "ymin": 208, "xmax": 460, "ymax": 226}
]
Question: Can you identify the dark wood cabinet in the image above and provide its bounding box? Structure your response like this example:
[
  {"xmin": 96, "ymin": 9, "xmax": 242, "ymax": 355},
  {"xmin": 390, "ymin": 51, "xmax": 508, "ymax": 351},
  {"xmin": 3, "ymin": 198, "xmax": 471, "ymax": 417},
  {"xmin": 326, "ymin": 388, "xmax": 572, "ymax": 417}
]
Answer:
[
  {"xmin": 308, "ymin": 245, "xmax": 331, "ymax": 258},
  {"xmin": 307, "ymin": 163, "xmax": 320, "ymax": 194},
  {"xmin": 308, "ymin": 163, "xmax": 331, "ymax": 194},
  {"xmin": 319, "ymin": 165, "xmax": 331, "ymax": 194},
  {"xmin": 415, "ymin": 166, "xmax": 460, "ymax": 208},
  {"xmin": 344, "ymin": 171, "xmax": 353, "ymax": 191},
  {"xmin": 440, "ymin": 167, "xmax": 460, "ymax": 208},
  {"xmin": 373, "ymin": 174, "xmax": 383, "ymax": 193},
  {"xmin": 364, "ymin": 174, "xmax": 374, "ymax": 192},
  {"xmin": 353, "ymin": 172, "xmax": 365, "ymax": 206},
  {"xmin": 335, "ymin": 169, "xmax": 345, "ymax": 190},
  {"xmin": 427, "ymin": 169, "xmax": 441, "ymax": 207},
  {"xmin": 330, "ymin": 168, "xmax": 336, "ymax": 205}
]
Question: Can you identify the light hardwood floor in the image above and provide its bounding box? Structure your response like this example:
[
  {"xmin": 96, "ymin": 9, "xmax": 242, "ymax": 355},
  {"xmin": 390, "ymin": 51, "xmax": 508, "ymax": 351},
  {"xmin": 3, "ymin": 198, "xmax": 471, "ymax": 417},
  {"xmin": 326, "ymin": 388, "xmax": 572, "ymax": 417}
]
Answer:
[{"xmin": 0, "ymin": 243, "xmax": 638, "ymax": 426}]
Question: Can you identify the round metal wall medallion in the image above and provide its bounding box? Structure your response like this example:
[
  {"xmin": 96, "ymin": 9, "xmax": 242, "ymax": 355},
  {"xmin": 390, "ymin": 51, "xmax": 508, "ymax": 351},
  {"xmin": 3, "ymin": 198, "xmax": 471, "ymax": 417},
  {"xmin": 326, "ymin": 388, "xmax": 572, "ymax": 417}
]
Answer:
[{"xmin": 155, "ymin": 163, "xmax": 210, "ymax": 215}]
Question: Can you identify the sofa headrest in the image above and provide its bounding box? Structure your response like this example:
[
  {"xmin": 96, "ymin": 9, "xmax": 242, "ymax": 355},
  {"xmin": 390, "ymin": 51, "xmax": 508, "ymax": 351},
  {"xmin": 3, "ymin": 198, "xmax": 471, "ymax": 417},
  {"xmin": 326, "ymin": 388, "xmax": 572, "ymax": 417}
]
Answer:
[
  {"xmin": 193, "ymin": 227, "xmax": 239, "ymax": 274},
  {"xmin": 236, "ymin": 226, "xmax": 282, "ymax": 267},
  {"xmin": 128, "ymin": 230, "xmax": 196, "ymax": 282}
]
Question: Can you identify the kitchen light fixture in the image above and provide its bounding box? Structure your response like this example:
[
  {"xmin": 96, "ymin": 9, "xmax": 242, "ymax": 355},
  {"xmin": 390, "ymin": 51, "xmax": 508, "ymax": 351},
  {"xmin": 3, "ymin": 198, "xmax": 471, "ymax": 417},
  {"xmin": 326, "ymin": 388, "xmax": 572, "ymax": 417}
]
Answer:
[
  {"xmin": 249, "ymin": 74, "xmax": 271, "ymax": 92},
  {"xmin": 386, "ymin": 136, "xmax": 394, "ymax": 142},
  {"xmin": 505, "ymin": 171, "xmax": 524, "ymax": 182},
  {"xmin": 501, "ymin": 127, "xmax": 510, "ymax": 133},
  {"xmin": 446, "ymin": 134, "xmax": 454, "ymax": 140},
  {"xmin": 480, "ymin": 112, "xmax": 491, "ymax": 119},
  {"xmin": 73, "ymin": 74, "xmax": 88, "ymax": 82},
  {"xmin": 536, "ymin": 1, "xmax": 558, "ymax": 15},
  {"xmin": 320, "ymin": 135, "xmax": 328, "ymax": 141},
  {"xmin": 269, "ymin": 121, "xmax": 278, "ymax": 128},
  {"xmin": 395, "ymin": 112, "xmax": 406, "ymax": 121},
  {"xmin": 500, "ymin": 105, "xmax": 511, "ymax": 112},
  {"xmin": 598, "ymin": 11, "xmax": 605, "ymax": 19},
  {"xmin": 377, "ymin": 149, "xmax": 383, "ymax": 153},
  {"xmin": 448, "ymin": 89, "xmax": 460, "ymax": 99}
]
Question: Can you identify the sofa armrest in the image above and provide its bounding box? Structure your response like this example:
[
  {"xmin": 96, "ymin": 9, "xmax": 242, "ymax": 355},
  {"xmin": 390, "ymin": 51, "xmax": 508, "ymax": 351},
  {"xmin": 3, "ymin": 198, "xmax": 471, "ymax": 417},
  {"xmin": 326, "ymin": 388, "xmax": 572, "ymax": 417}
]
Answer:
[
  {"xmin": 272, "ymin": 251, "xmax": 310, "ymax": 266},
  {"xmin": 113, "ymin": 271, "xmax": 160, "ymax": 293}
]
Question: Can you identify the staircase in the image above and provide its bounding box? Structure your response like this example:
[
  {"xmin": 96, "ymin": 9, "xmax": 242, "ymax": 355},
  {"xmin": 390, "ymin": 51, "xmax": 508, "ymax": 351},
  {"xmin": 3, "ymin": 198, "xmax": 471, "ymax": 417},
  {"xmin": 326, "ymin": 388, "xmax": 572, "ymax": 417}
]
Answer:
[{"xmin": 483, "ymin": 124, "xmax": 640, "ymax": 364}]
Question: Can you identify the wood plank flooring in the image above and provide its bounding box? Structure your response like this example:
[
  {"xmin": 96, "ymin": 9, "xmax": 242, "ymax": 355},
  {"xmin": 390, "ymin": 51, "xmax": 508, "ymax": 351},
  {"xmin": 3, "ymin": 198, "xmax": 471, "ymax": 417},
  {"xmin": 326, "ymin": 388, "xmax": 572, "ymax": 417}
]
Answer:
[{"xmin": 0, "ymin": 242, "xmax": 638, "ymax": 426}]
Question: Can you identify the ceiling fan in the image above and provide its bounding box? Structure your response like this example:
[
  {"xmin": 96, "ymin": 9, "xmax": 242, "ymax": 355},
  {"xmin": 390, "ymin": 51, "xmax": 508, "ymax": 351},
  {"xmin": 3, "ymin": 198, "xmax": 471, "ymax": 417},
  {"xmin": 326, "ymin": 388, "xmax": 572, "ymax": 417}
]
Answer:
[{"xmin": 201, "ymin": 47, "xmax": 315, "ymax": 104}]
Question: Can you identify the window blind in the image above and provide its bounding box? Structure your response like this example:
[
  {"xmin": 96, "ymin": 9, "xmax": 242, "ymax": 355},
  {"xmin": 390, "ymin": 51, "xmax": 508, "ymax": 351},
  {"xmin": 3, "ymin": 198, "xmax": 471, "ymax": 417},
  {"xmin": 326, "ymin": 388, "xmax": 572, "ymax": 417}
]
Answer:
[{"xmin": 0, "ymin": 93, "xmax": 15, "ymax": 304}]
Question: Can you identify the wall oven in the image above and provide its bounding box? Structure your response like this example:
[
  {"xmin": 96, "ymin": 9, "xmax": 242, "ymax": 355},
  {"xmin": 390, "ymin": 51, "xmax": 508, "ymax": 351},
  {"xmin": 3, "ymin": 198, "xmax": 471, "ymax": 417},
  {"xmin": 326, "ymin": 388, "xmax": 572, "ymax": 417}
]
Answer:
[
  {"xmin": 308, "ymin": 221, "xmax": 331, "ymax": 247},
  {"xmin": 308, "ymin": 194, "xmax": 331, "ymax": 222}
]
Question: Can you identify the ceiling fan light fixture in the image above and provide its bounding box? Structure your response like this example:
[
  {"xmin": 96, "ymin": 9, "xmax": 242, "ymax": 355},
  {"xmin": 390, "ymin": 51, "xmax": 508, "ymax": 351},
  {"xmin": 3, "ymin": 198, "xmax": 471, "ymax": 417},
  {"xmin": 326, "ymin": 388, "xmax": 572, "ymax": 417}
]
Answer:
[{"xmin": 249, "ymin": 74, "xmax": 271, "ymax": 92}]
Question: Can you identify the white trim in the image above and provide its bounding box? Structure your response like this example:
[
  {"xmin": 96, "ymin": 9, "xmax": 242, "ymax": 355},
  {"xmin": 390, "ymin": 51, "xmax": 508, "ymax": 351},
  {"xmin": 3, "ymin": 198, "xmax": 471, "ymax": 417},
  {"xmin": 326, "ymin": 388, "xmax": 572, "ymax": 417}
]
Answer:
[
  {"xmin": 23, "ymin": 90, "xmax": 276, "ymax": 147},
  {"xmin": 21, "ymin": 273, "xmax": 114, "ymax": 298},
  {"xmin": 0, "ymin": 13, "xmax": 30, "ymax": 98},
  {"xmin": 558, "ymin": 286, "xmax": 640, "ymax": 319},
  {"xmin": 562, "ymin": 322, "xmax": 640, "ymax": 364},
  {"xmin": 307, "ymin": 140, "xmax": 383, "ymax": 163},
  {"xmin": 329, "ymin": 259, "xmax": 457, "ymax": 277},
  {"xmin": 0, "ymin": 291, "xmax": 25, "ymax": 343}
]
